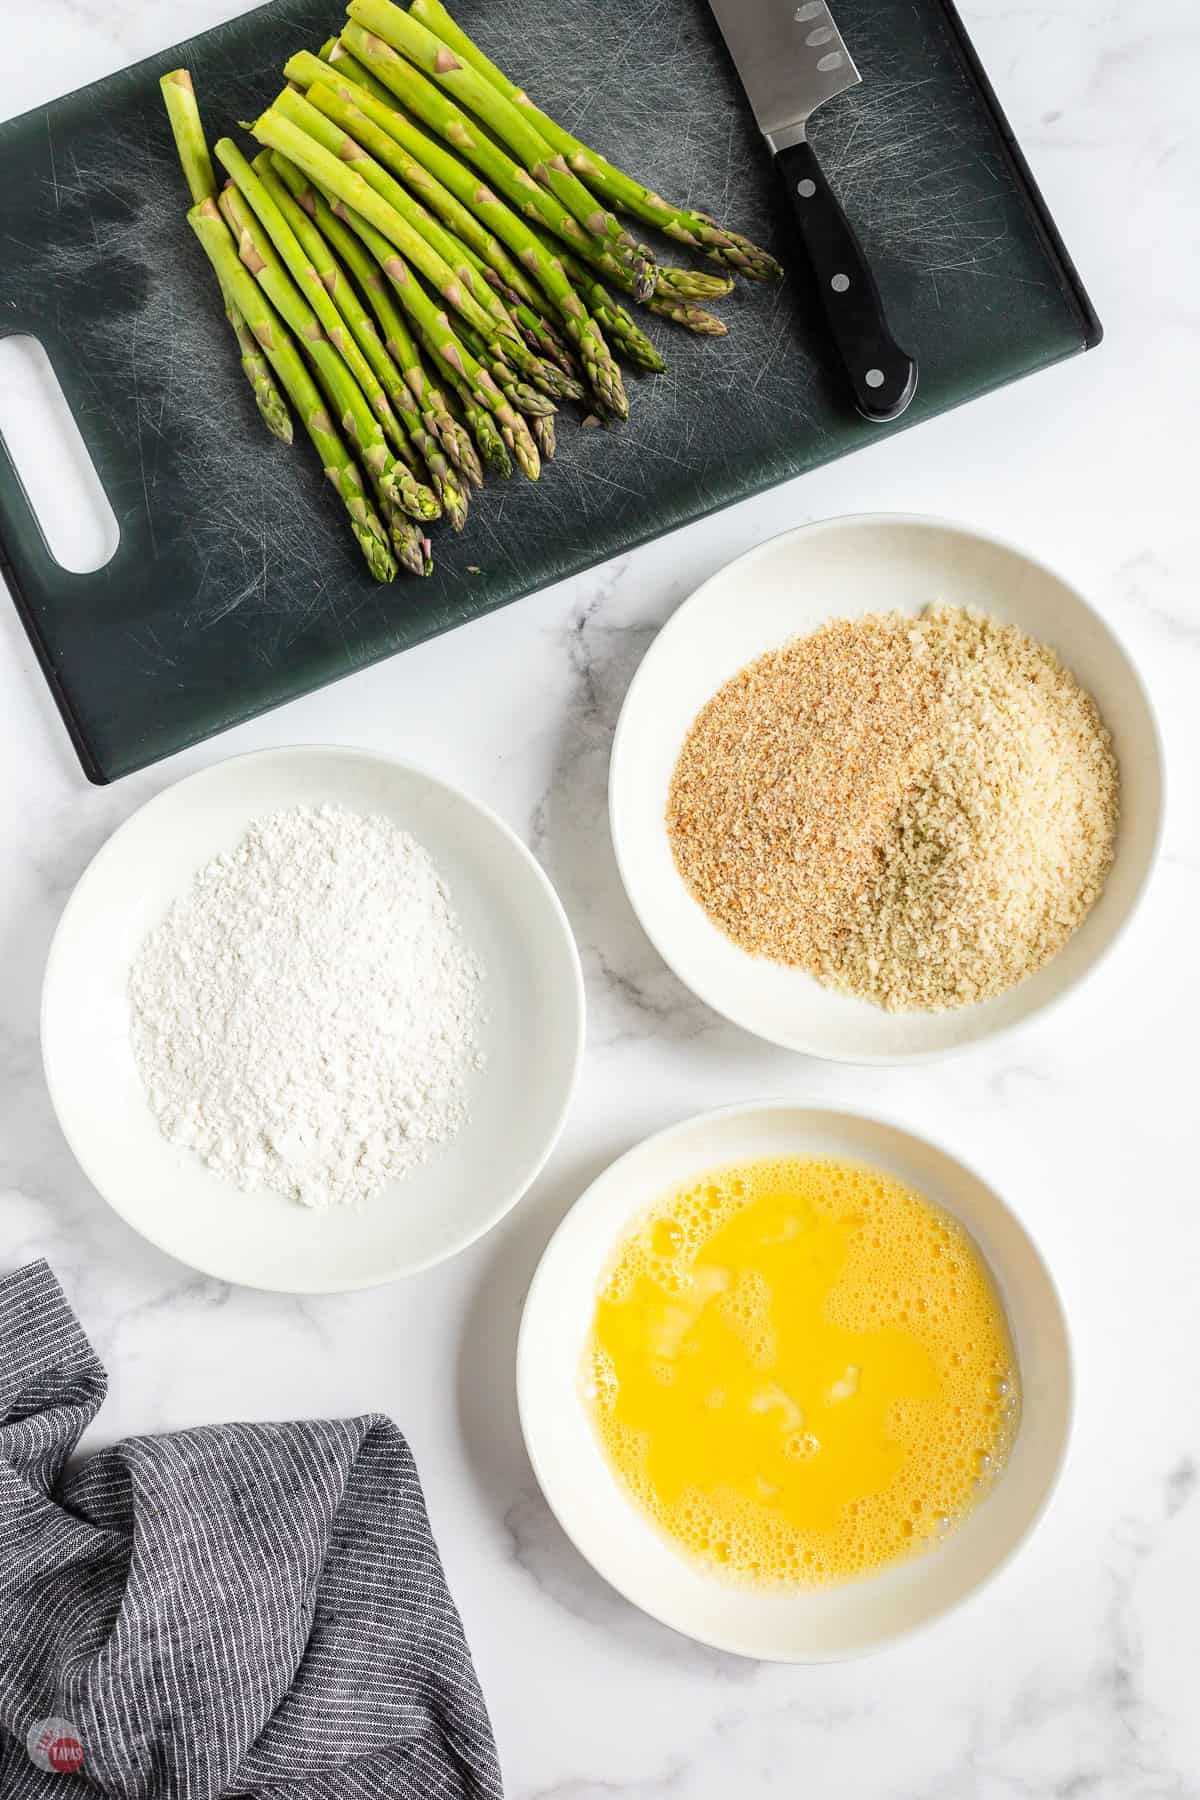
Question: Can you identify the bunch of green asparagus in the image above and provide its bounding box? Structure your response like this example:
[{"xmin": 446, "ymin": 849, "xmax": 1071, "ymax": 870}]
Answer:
[{"xmin": 162, "ymin": 0, "xmax": 781, "ymax": 582}]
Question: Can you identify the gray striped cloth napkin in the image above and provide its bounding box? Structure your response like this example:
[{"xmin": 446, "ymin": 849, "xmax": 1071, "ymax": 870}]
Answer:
[{"xmin": 0, "ymin": 1261, "xmax": 503, "ymax": 1799}]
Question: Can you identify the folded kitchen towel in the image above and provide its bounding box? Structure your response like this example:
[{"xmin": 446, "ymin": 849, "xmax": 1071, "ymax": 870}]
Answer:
[{"xmin": 0, "ymin": 1260, "xmax": 502, "ymax": 1800}]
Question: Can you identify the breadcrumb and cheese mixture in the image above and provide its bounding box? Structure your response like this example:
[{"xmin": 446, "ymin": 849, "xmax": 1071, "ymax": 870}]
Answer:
[{"xmin": 666, "ymin": 605, "xmax": 1119, "ymax": 1012}]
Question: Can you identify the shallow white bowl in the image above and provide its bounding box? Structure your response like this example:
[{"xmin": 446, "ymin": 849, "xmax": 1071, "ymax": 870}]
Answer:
[
  {"xmin": 42, "ymin": 746, "xmax": 585, "ymax": 1292},
  {"xmin": 609, "ymin": 514, "xmax": 1164, "ymax": 1062},
  {"xmin": 518, "ymin": 1101, "xmax": 1072, "ymax": 1662}
]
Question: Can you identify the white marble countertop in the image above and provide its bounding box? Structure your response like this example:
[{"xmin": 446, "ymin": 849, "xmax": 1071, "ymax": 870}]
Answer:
[{"xmin": 2, "ymin": 2, "xmax": 1197, "ymax": 1794}]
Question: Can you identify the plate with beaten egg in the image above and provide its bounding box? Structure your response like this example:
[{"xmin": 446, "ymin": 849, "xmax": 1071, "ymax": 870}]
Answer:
[{"xmin": 518, "ymin": 1101, "xmax": 1071, "ymax": 1660}]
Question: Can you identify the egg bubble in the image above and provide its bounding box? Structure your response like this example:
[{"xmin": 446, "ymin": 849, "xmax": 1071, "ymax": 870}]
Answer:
[{"xmin": 651, "ymin": 1217, "xmax": 684, "ymax": 1256}]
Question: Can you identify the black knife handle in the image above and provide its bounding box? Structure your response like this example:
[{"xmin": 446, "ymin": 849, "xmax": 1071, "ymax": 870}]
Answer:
[{"xmin": 776, "ymin": 137, "xmax": 916, "ymax": 423}]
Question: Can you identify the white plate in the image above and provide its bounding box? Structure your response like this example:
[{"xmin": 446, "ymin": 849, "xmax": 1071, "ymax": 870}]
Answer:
[
  {"xmin": 518, "ymin": 1101, "xmax": 1072, "ymax": 1663},
  {"xmin": 42, "ymin": 746, "xmax": 585, "ymax": 1292},
  {"xmin": 609, "ymin": 514, "xmax": 1164, "ymax": 1062}
]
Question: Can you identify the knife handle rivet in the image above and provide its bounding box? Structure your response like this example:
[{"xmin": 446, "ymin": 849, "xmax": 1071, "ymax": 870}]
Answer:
[
  {"xmin": 865, "ymin": 369, "xmax": 885, "ymax": 388},
  {"xmin": 831, "ymin": 272, "xmax": 850, "ymax": 292},
  {"xmin": 797, "ymin": 179, "xmax": 816, "ymax": 198}
]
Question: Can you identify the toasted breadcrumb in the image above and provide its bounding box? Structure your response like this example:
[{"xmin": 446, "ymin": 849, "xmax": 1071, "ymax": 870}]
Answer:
[{"xmin": 666, "ymin": 605, "xmax": 1119, "ymax": 1013}]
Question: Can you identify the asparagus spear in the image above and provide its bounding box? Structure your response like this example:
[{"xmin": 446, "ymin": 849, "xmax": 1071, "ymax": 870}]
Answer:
[
  {"xmin": 531, "ymin": 413, "xmax": 556, "ymax": 462},
  {"xmin": 338, "ymin": 24, "xmax": 646, "ymax": 302},
  {"xmin": 217, "ymin": 140, "xmax": 405, "ymax": 447},
  {"xmin": 467, "ymin": 259, "xmax": 577, "ymax": 378},
  {"xmin": 530, "ymin": 231, "xmax": 731, "ymax": 322},
  {"xmin": 399, "ymin": 228, "xmax": 582, "ymax": 405},
  {"xmin": 314, "ymin": 185, "xmax": 542, "ymax": 481},
  {"xmin": 289, "ymin": 53, "xmax": 547, "ymax": 320},
  {"xmin": 451, "ymin": 311, "xmax": 559, "ymax": 421},
  {"xmin": 408, "ymin": 0, "xmax": 783, "ymax": 281},
  {"xmin": 188, "ymin": 197, "xmax": 396, "ymax": 580},
  {"xmin": 272, "ymin": 162, "xmax": 485, "ymax": 488},
  {"xmin": 427, "ymin": 217, "xmax": 577, "ymax": 373},
  {"xmin": 345, "ymin": 0, "xmax": 657, "ymax": 300},
  {"xmin": 161, "ymin": 69, "xmax": 294, "ymax": 443},
  {"xmin": 655, "ymin": 266, "xmax": 736, "ymax": 301},
  {"xmin": 248, "ymin": 152, "xmax": 445, "ymax": 520},
  {"xmin": 357, "ymin": 272, "xmax": 485, "ymax": 488},
  {"xmin": 536, "ymin": 228, "xmax": 727, "ymax": 347},
  {"xmin": 443, "ymin": 370, "xmax": 512, "ymax": 479},
  {"xmin": 334, "ymin": 234, "xmax": 486, "ymax": 487},
  {"xmin": 271, "ymin": 85, "xmax": 572, "ymax": 408},
  {"xmin": 647, "ymin": 294, "xmax": 728, "ymax": 337},
  {"xmin": 223, "ymin": 295, "xmax": 296, "ymax": 440},
  {"xmin": 535, "ymin": 233, "xmax": 734, "ymax": 329},
  {"xmin": 539, "ymin": 236, "xmax": 666, "ymax": 373},
  {"xmin": 274, "ymin": 83, "xmax": 516, "ymax": 343},
  {"xmin": 269, "ymin": 151, "xmax": 472, "ymax": 527},
  {"xmin": 334, "ymin": 27, "xmax": 628, "ymax": 419},
  {"xmin": 218, "ymin": 181, "xmax": 430, "ymax": 574},
  {"xmin": 160, "ymin": 68, "xmax": 218, "ymax": 205},
  {"xmin": 320, "ymin": 36, "xmax": 398, "ymax": 109},
  {"xmin": 251, "ymin": 98, "xmax": 562, "ymax": 416},
  {"xmin": 287, "ymin": 59, "xmax": 580, "ymax": 380}
]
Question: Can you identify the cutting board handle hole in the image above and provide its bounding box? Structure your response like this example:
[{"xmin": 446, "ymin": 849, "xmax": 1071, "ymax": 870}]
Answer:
[{"xmin": 0, "ymin": 335, "xmax": 119, "ymax": 574}]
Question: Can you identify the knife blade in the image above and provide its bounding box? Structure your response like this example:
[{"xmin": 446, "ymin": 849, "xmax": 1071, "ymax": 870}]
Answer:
[{"xmin": 707, "ymin": 0, "xmax": 917, "ymax": 422}]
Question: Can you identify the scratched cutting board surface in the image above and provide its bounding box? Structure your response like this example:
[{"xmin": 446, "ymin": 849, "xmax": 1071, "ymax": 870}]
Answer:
[{"xmin": 0, "ymin": 0, "xmax": 1098, "ymax": 783}]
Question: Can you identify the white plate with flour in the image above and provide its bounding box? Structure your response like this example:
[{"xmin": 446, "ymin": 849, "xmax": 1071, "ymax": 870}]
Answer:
[
  {"xmin": 610, "ymin": 514, "xmax": 1164, "ymax": 1063},
  {"xmin": 42, "ymin": 746, "xmax": 585, "ymax": 1291}
]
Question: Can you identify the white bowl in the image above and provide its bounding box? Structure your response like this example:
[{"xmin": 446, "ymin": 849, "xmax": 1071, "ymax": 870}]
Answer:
[
  {"xmin": 42, "ymin": 746, "xmax": 585, "ymax": 1292},
  {"xmin": 518, "ymin": 1101, "xmax": 1072, "ymax": 1662},
  {"xmin": 609, "ymin": 514, "xmax": 1164, "ymax": 1062}
]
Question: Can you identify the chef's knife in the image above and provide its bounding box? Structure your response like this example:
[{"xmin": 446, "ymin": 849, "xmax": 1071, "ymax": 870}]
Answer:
[{"xmin": 708, "ymin": 0, "xmax": 917, "ymax": 422}]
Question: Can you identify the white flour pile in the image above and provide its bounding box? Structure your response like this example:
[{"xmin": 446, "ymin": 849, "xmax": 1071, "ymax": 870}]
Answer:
[{"xmin": 129, "ymin": 805, "xmax": 486, "ymax": 1209}]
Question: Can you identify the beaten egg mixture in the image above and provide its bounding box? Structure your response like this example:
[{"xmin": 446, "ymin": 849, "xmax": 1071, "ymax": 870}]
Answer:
[{"xmin": 584, "ymin": 1156, "xmax": 1018, "ymax": 1586}]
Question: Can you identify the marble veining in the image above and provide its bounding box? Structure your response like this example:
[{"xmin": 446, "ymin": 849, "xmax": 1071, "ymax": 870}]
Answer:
[{"xmin": 2, "ymin": 0, "xmax": 1198, "ymax": 1794}]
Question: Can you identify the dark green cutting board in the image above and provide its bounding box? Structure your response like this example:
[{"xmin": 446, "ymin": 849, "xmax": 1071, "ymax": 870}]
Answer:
[{"xmin": 0, "ymin": 0, "xmax": 1098, "ymax": 783}]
